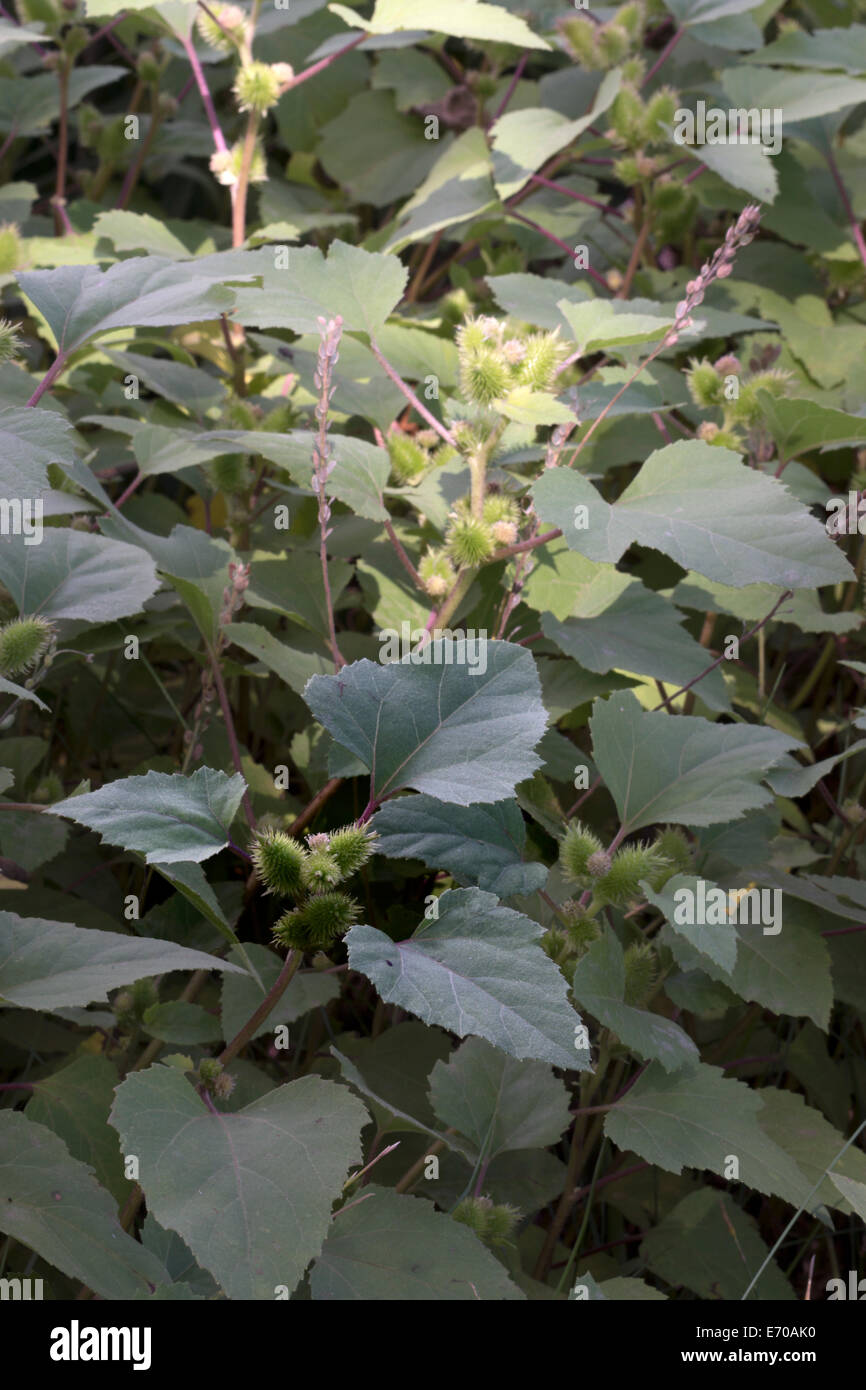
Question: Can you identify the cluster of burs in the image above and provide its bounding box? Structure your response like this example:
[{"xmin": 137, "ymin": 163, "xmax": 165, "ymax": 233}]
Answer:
[
  {"xmin": 250, "ymin": 821, "xmax": 378, "ymax": 951},
  {"xmin": 547, "ymin": 823, "xmax": 695, "ymax": 1004},
  {"xmin": 560, "ymin": 0, "xmax": 698, "ymax": 246},
  {"xmin": 387, "ymin": 314, "xmax": 566, "ymax": 599}
]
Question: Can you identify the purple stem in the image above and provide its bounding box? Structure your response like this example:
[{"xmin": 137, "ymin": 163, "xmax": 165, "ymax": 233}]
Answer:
[
  {"xmin": 83, "ymin": 12, "xmax": 129, "ymax": 55},
  {"xmin": 180, "ymin": 32, "xmax": 228, "ymax": 154},
  {"xmin": 508, "ymin": 209, "xmax": 611, "ymax": 291},
  {"xmin": 53, "ymin": 199, "xmax": 74, "ymax": 236},
  {"xmin": 527, "ymin": 173, "xmax": 625, "ymax": 220},
  {"xmin": 0, "ymin": 1082, "xmax": 33, "ymax": 1092},
  {"xmin": 641, "ymin": 26, "xmax": 684, "ymax": 88},
  {"xmin": 492, "ymin": 51, "xmax": 527, "ymax": 122},
  {"xmin": 826, "ymin": 148, "xmax": 866, "ymax": 271},
  {"xmin": 27, "ymin": 352, "xmax": 67, "ymax": 407},
  {"xmin": 105, "ymin": 28, "xmax": 138, "ymax": 66},
  {"xmin": 0, "ymin": 124, "xmax": 19, "ymax": 163},
  {"xmin": 368, "ymin": 339, "xmax": 456, "ymax": 447},
  {"xmin": 683, "ymin": 162, "xmax": 707, "ymax": 186},
  {"xmin": 290, "ymin": 33, "xmax": 367, "ymax": 90}
]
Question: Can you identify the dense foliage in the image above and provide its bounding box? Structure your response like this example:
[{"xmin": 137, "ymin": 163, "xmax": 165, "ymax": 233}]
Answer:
[{"xmin": 1, "ymin": 0, "xmax": 866, "ymax": 1304}]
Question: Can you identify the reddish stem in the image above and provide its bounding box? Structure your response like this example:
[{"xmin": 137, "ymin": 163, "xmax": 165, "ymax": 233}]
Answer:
[
  {"xmin": 180, "ymin": 31, "xmax": 228, "ymax": 154},
  {"xmin": 826, "ymin": 147, "xmax": 866, "ymax": 271}
]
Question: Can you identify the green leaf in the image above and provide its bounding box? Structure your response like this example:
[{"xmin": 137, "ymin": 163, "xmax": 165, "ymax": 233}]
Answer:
[
  {"xmin": 265, "ymin": 431, "xmax": 391, "ymax": 520},
  {"xmin": 722, "ymin": 66, "xmax": 866, "ymax": 125},
  {"xmin": 385, "ymin": 127, "xmax": 499, "ymax": 253},
  {"xmin": 535, "ymin": 441, "xmax": 853, "ymax": 587},
  {"xmin": 142, "ymin": 1001, "xmax": 223, "ymax": 1045},
  {"xmin": 829, "ymin": 1175, "xmax": 866, "ymax": 1222},
  {"xmin": 332, "ymin": 1021, "xmax": 456, "ymax": 1136},
  {"xmin": 27, "ymin": 1056, "xmax": 131, "ymax": 1206},
  {"xmin": 671, "ymin": 572, "xmax": 862, "ymax": 635},
  {"xmin": 220, "ymin": 943, "xmax": 340, "ymax": 1044},
  {"xmin": 558, "ymin": 299, "xmax": 671, "ymax": 355},
  {"xmin": 605, "ymin": 1062, "xmax": 813, "ymax": 1206},
  {"xmin": 311, "ymin": 1185, "xmax": 524, "ymax": 1299},
  {"xmin": 687, "ymin": 141, "xmax": 778, "ymax": 203},
  {"xmin": 0, "ymin": 407, "xmax": 80, "ymax": 501},
  {"xmin": 0, "ymin": 530, "xmax": 160, "ymax": 623},
  {"xmin": 611, "ymin": 442, "xmax": 851, "ymax": 589},
  {"xmin": 493, "ymin": 71, "xmax": 620, "ymax": 198},
  {"xmin": 765, "ymin": 739, "xmax": 866, "ymax": 798},
  {"xmin": 372, "ymin": 794, "xmax": 548, "ymax": 897},
  {"xmin": 155, "ymin": 861, "xmax": 237, "ymax": 943},
  {"xmin": 304, "ymin": 641, "xmax": 547, "ymax": 806},
  {"xmin": 103, "ymin": 349, "xmax": 227, "ymax": 415},
  {"xmin": 665, "ymin": 0, "xmax": 765, "ymax": 47},
  {"xmin": 332, "ymin": 1044, "xmax": 474, "ymax": 1160},
  {"xmin": 247, "ymin": 551, "xmax": 353, "ymax": 638},
  {"xmin": 660, "ymin": 900, "xmax": 833, "ymax": 1030},
  {"xmin": 48, "ymin": 768, "xmax": 248, "ymax": 865},
  {"xmin": 540, "ymin": 573, "xmax": 730, "ymax": 711},
  {"xmin": 347, "ymin": 887, "xmax": 589, "ymax": 1070},
  {"xmin": 754, "ymin": 393, "xmax": 866, "ymax": 457},
  {"xmin": 330, "ymin": 0, "xmax": 551, "ymax": 50},
  {"xmin": 17, "ymin": 255, "xmax": 255, "ymax": 354},
  {"xmin": 0, "ymin": 910, "xmax": 245, "ymax": 1011},
  {"xmin": 0, "ymin": 1111, "xmax": 168, "ymax": 1298},
  {"xmin": 0, "ymin": 19, "xmax": 53, "ymax": 53},
  {"xmin": 590, "ymin": 691, "xmax": 799, "ymax": 833},
  {"xmin": 497, "ymin": 385, "xmax": 577, "ymax": 426},
  {"xmin": 746, "ymin": 23, "xmax": 866, "ymax": 75},
  {"xmin": 0, "ymin": 68, "xmax": 128, "ymax": 136},
  {"xmin": 0, "ymin": 675, "xmax": 49, "ymax": 711},
  {"xmin": 93, "ymin": 209, "xmax": 191, "ymax": 258},
  {"xmin": 109, "ymin": 1066, "xmax": 368, "ymax": 1299},
  {"xmin": 641, "ymin": 1189, "xmax": 795, "ymax": 1300},
  {"xmin": 644, "ymin": 875, "xmax": 738, "ymax": 974},
  {"xmin": 234, "ymin": 239, "xmax": 408, "ymax": 337},
  {"xmin": 317, "ymin": 90, "xmax": 444, "ymax": 210},
  {"xmin": 428, "ymin": 1036, "xmax": 571, "ymax": 1158},
  {"xmin": 755, "ymin": 1089, "xmax": 866, "ymax": 1215},
  {"xmin": 572, "ymin": 928, "xmax": 699, "ymax": 1073}
]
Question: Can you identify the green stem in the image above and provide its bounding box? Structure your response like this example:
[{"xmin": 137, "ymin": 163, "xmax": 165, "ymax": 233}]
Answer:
[
  {"xmin": 219, "ymin": 949, "xmax": 300, "ymax": 1067},
  {"xmin": 232, "ymin": 110, "xmax": 259, "ymax": 248}
]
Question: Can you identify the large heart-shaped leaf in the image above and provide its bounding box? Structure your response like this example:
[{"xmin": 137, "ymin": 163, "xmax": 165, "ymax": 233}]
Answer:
[
  {"xmin": 110, "ymin": 1066, "xmax": 368, "ymax": 1299},
  {"xmin": 0, "ymin": 1111, "xmax": 168, "ymax": 1298},
  {"xmin": 309, "ymin": 1185, "xmax": 524, "ymax": 1300},
  {"xmin": 17, "ymin": 254, "xmax": 258, "ymax": 354},
  {"xmin": 534, "ymin": 441, "xmax": 853, "ymax": 589},
  {"xmin": 0, "ymin": 530, "xmax": 160, "ymax": 623},
  {"xmin": 590, "ymin": 691, "xmax": 800, "ymax": 832},
  {"xmin": 347, "ymin": 887, "xmax": 590, "ymax": 1070},
  {"xmin": 304, "ymin": 641, "xmax": 548, "ymax": 806}
]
